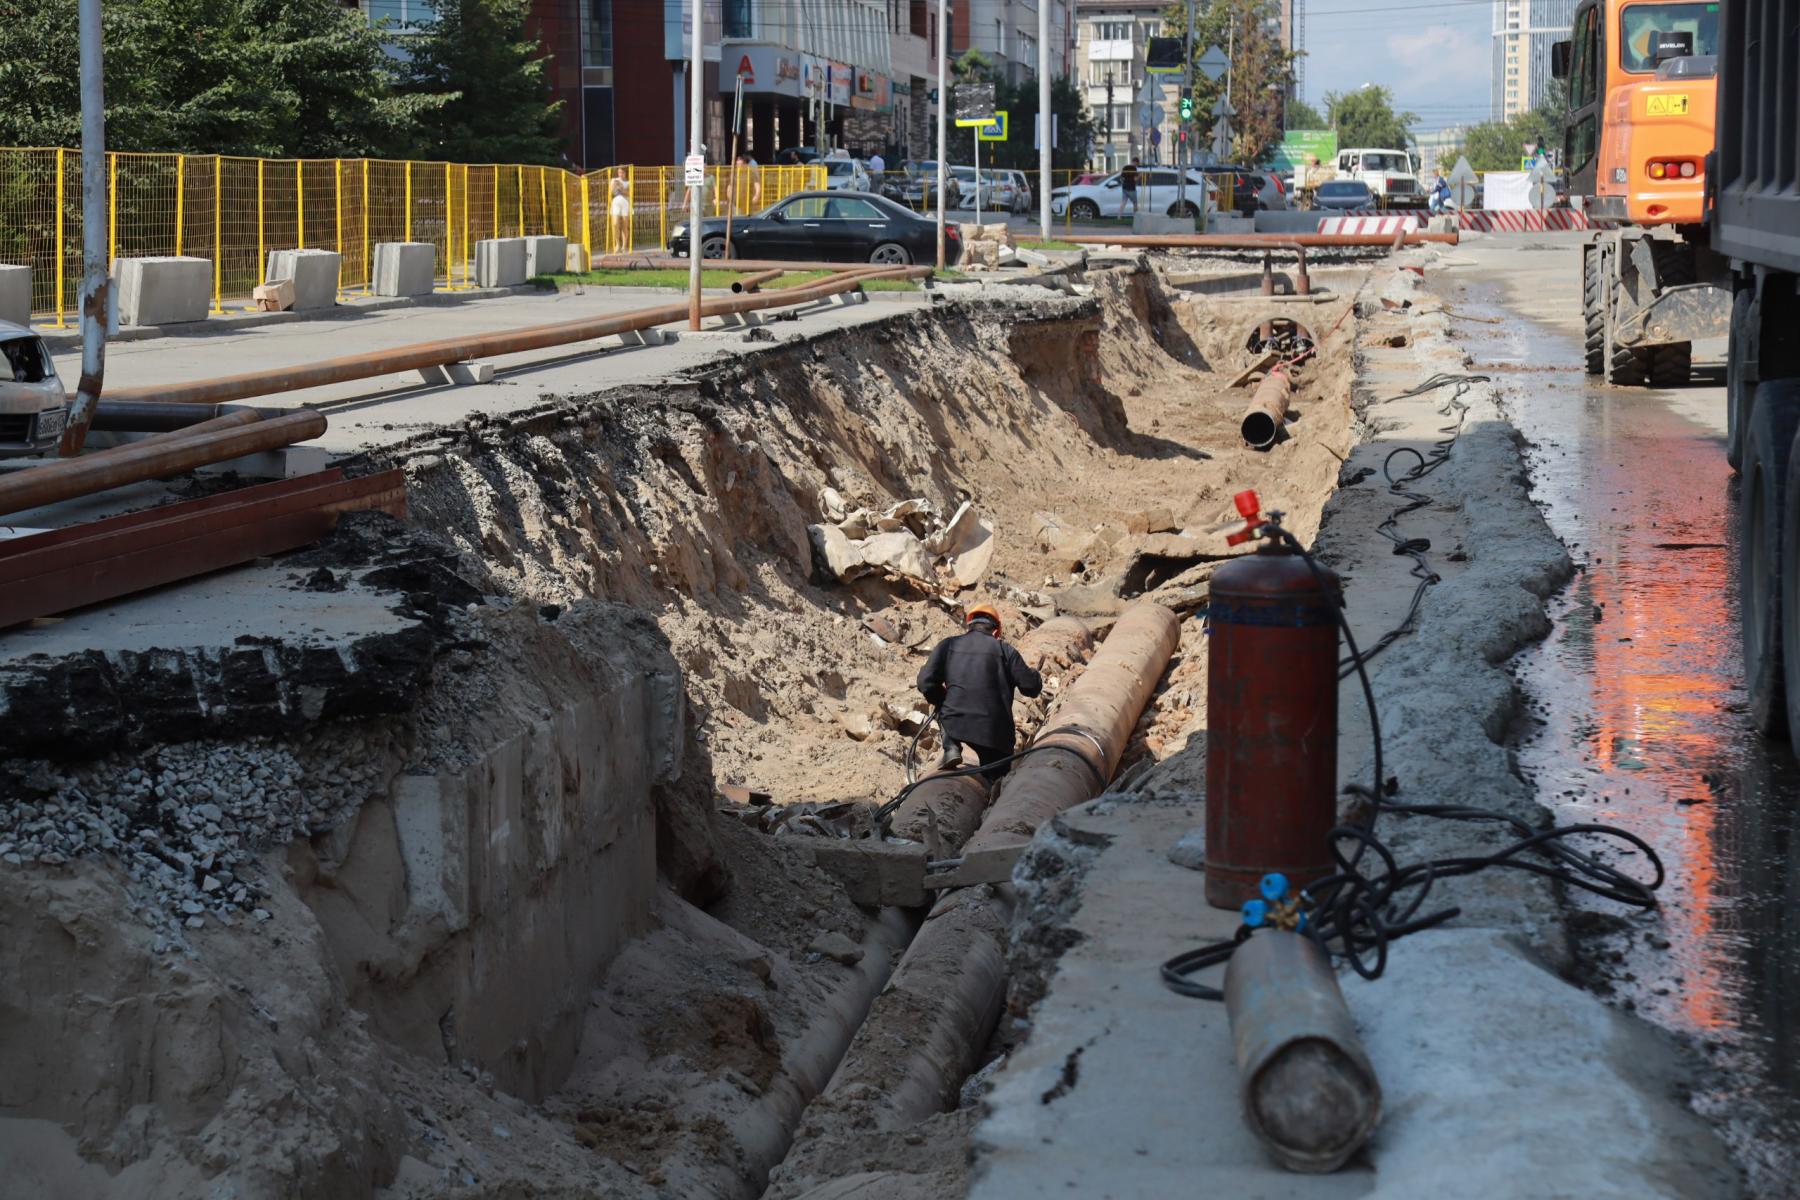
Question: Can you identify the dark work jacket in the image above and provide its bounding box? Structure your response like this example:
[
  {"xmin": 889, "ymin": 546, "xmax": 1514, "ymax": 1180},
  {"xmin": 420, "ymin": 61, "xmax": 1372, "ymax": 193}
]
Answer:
[{"xmin": 916, "ymin": 630, "xmax": 1044, "ymax": 749}]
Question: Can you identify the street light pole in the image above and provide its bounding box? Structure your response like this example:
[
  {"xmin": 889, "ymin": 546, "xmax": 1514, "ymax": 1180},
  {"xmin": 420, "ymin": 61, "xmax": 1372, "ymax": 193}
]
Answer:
[
  {"xmin": 1038, "ymin": 0, "xmax": 1050, "ymax": 239},
  {"xmin": 60, "ymin": 0, "xmax": 108, "ymax": 455},
  {"xmin": 935, "ymin": 0, "xmax": 946, "ymax": 269},
  {"xmin": 688, "ymin": 0, "xmax": 705, "ymax": 331}
]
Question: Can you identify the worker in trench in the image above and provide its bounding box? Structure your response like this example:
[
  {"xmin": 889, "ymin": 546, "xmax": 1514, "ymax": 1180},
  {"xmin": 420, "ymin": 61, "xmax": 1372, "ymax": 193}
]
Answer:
[{"xmin": 916, "ymin": 603, "xmax": 1044, "ymax": 786}]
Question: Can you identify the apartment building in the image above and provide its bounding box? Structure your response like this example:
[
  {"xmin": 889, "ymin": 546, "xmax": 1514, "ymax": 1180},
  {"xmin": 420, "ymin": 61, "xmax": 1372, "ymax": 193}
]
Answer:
[
  {"xmin": 954, "ymin": 0, "xmax": 1076, "ymax": 86},
  {"xmin": 1492, "ymin": 0, "xmax": 1574, "ymax": 119},
  {"xmin": 1072, "ymin": 0, "xmax": 1174, "ymax": 169}
]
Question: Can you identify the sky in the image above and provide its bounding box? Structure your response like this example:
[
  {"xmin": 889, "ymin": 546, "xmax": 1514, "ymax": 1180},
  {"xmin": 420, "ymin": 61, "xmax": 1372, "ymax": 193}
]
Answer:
[{"xmin": 1297, "ymin": 0, "xmax": 1499, "ymax": 133}]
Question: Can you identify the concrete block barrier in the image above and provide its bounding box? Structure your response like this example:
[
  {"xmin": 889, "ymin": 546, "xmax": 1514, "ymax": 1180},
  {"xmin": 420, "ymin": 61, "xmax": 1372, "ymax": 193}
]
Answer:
[
  {"xmin": 476, "ymin": 238, "xmax": 528, "ymax": 288},
  {"xmin": 0, "ymin": 265, "xmax": 29, "ymax": 326},
  {"xmin": 564, "ymin": 243, "xmax": 590, "ymax": 273},
  {"xmin": 373, "ymin": 242, "xmax": 436, "ymax": 297},
  {"xmin": 112, "ymin": 256, "xmax": 211, "ymax": 326},
  {"xmin": 524, "ymin": 235, "xmax": 567, "ymax": 279},
  {"xmin": 265, "ymin": 249, "xmax": 342, "ymax": 312}
]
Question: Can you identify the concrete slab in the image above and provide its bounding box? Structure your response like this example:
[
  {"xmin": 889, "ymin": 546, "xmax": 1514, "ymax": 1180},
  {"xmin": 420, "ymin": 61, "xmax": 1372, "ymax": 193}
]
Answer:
[
  {"xmin": 373, "ymin": 242, "xmax": 436, "ymax": 297},
  {"xmin": 0, "ymin": 265, "xmax": 30, "ymax": 326},
  {"xmin": 476, "ymin": 238, "xmax": 528, "ymax": 288},
  {"xmin": 524, "ymin": 235, "xmax": 566, "ymax": 279},
  {"xmin": 113, "ymin": 257, "xmax": 211, "ymax": 326},
  {"xmin": 266, "ymin": 249, "xmax": 342, "ymax": 311}
]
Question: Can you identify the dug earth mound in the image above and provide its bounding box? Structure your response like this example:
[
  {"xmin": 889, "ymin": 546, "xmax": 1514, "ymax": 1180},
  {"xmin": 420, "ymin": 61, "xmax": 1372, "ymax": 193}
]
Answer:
[{"xmin": 0, "ymin": 260, "xmax": 1359, "ymax": 1198}]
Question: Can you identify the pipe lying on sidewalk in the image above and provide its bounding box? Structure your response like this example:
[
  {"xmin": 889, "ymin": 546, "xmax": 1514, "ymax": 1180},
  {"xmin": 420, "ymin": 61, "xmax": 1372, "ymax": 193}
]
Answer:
[
  {"xmin": 1224, "ymin": 930, "xmax": 1381, "ymax": 1173},
  {"xmin": 888, "ymin": 616, "xmax": 1096, "ymax": 851},
  {"xmin": 88, "ymin": 401, "xmax": 274, "ymax": 434},
  {"xmin": 768, "ymin": 605, "xmax": 1180, "ymax": 1174},
  {"xmin": 103, "ymin": 265, "xmax": 932, "ymax": 409},
  {"xmin": 0, "ymin": 408, "xmax": 327, "ymax": 519},
  {"xmin": 1240, "ymin": 366, "xmax": 1292, "ymax": 450},
  {"xmin": 592, "ymin": 254, "xmax": 906, "ymax": 275},
  {"xmin": 1064, "ymin": 231, "xmax": 1458, "ymax": 249},
  {"xmin": 730, "ymin": 268, "xmax": 787, "ymax": 294}
]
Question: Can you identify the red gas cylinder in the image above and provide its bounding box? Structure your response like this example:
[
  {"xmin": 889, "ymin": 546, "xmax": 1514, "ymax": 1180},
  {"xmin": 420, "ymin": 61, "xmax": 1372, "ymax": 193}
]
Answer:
[{"xmin": 1204, "ymin": 491, "xmax": 1342, "ymax": 910}]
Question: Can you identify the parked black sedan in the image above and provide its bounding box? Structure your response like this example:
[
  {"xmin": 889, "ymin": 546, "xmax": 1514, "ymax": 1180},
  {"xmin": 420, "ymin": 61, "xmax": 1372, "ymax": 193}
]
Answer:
[{"xmin": 669, "ymin": 190, "xmax": 958, "ymax": 265}]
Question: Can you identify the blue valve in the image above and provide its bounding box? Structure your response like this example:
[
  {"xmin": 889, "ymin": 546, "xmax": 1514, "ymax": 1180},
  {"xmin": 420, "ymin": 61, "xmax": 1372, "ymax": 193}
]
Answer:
[
  {"xmin": 1259, "ymin": 873, "xmax": 1290, "ymax": 903},
  {"xmin": 1241, "ymin": 898, "xmax": 1269, "ymax": 929}
]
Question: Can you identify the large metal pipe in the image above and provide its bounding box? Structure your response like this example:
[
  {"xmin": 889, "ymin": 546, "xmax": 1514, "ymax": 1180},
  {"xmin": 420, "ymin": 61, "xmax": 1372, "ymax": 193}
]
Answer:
[
  {"xmin": 1240, "ymin": 366, "xmax": 1291, "ymax": 449},
  {"xmin": 591, "ymin": 254, "xmax": 900, "ymax": 274},
  {"xmin": 1224, "ymin": 930, "xmax": 1381, "ymax": 1173},
  {"xmin": 104, "ymin": 266, "xmax": 930, "ymax": 409},
  {"xmin": 1064, "ymin": 231, "xmax": 1458, "ymax": 249},
  {"xmin": 730, "ymin": 268, "xmax": 786, "ymax": 294},
  {"xmin": 0, "ymin": 409, "xmax": 327, "ymax": 519},
  {"xmin": 888, "ymin": 616, "xmax": 1096, "ymax": 851},
  {"xmin": 963, "ymin": 602, "xmax": 1182, "ymax": 858},
  {"xmin": 88, "ymin": 401, "xmax": 266, "ymax": 433}
]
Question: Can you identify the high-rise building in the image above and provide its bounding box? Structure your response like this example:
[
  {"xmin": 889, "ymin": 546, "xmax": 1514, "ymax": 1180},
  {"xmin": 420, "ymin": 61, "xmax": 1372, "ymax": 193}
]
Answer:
[{"xmin": 1492, "ymin": 0, "xmax": 1574, "ymax": 120}]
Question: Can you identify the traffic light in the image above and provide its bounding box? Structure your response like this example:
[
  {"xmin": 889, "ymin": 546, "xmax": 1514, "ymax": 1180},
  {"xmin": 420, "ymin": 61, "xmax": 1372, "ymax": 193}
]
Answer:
[{"xmin": 1179, "ymin": 91, "xmax": 1194, "ymax": 122}]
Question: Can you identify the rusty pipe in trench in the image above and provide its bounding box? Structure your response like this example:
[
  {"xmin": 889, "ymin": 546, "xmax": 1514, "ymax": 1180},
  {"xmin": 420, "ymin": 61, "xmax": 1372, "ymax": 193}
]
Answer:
[
  {"xmin": 1241, "ymin": 366, "xmax": 1292, "ymax": 450},
  {"xmin": 101, "ymin": 265, "xmax": 931, "ymax": 409},
  {"xmin": 773, "ymin": 604, "xmax": 1181, "ymax": 1164},
  {"xmin": 888, "ymin": 616, "xmax": 1097, "ymax": 852}
]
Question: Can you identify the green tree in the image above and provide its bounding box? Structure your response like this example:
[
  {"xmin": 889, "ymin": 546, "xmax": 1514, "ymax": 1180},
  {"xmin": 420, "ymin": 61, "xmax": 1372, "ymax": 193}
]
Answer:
[
  {"xmin": 1457, "ymin": 83, "xmax": 1572, "ymax": 171},
  {"xmin": 1323, "ymin": 85, "xmax": 1416, "ymax": 150},
  {"xmin": 399, "ymin": 0, "xmax": 565, "ymax": 164},
  {"xmin": 1285, "ymin": 98, "xmax": 1327, "ymax": 130},
  {"xmin": 1161, "ymin": 0, "xmax": 1299, "ymax": 163},
  {"xmin": 980, "ymin": 76, "xmax": 1096, "ymax": 171}
]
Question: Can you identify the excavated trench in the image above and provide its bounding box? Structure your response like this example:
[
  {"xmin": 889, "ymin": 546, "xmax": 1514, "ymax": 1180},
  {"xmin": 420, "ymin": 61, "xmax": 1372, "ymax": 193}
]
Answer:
[{"xmin": 0, "ymin": 260, "xmax": 1360, "ymax": 1199}]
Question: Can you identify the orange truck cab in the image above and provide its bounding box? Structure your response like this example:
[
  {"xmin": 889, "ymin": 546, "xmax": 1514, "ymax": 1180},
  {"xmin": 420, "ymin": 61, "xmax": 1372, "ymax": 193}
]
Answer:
[{"xmin": 1555, "ymin": 0, "xmax": 1729, "ymax": 387}]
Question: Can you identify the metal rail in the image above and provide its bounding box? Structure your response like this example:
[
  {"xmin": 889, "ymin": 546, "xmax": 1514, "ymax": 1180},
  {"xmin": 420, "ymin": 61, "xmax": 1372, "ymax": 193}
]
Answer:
[{"xmin": 1063, "ymin": 232, "xmax": 1458, "ymax": 249}]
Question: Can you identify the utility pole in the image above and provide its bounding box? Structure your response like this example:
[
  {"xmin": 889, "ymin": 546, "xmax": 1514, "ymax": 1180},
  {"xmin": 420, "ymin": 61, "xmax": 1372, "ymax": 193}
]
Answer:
[
  {"xmin": 1178, "ymin": 0, "xmax": 1195, "ymax": 216},
  {"xmin": 1038, "ymin": 0, "xmax": 1051, "ymax": 238},
  {"xmin": 935, "ymin": 0, "xmax": 947, "ymax": 269},
  {"xmin": 688, "ymin": 0, "xmax": 704, "ymax": 331},
  {"xmin": 60, "ymin": 0, "xmax": 108, "ymax": 455}
]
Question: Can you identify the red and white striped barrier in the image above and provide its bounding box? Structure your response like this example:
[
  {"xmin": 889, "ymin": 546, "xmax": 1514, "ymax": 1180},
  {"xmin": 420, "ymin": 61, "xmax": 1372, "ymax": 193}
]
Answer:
[
  {"xmin": 1456, "ymin": 209, "xmax": 1590, "ymax": 232},
  {"xmin": 1317, "ymin": 214, "xmax": 1422, "ymax": 236}
]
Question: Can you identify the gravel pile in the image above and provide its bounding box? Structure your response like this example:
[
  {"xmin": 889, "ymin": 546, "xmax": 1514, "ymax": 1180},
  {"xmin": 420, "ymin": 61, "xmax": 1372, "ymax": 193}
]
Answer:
[{"xmin": 2, "ymin": 734, "xmax": 392, "ymax": 937}]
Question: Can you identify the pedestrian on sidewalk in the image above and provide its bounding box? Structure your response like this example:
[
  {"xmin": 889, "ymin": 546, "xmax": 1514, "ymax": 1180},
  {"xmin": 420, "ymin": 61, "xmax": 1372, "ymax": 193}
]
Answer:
[
  {"xmin": 1429, "ymin": 169, "xmax": 1453, "ymax": 214},
  {"xmin": 1120, "ymin": 159, "xmax": 1140, "ymax": 216},
  {"xmin": 608, "ymin": 168, "xmax": 632, "ymax": 252},
  {"xmin": 917, "ymin": 603, "xmax": 1044, "ymax": 786}
]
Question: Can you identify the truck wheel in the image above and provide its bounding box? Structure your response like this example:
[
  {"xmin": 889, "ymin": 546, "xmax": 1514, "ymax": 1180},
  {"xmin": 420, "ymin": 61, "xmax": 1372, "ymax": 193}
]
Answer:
[
  {"xmin": 1743, "ymin": 380, "xmax": 1800, "ymax": 736},
  {"xmin": 1582, "ymin": 248, "xmax": 1604, "ymax": 375},
  {"xmin": 1646, "ymin": 343, "xmax": 1693, "ymax": 388},
  {"xmin": 1727, "ymin": 287, "xmax": 1755, "ymax": 471},
  {"xmin": 1606, "ymin": 340, "xmax": 1649, "ymax": 386},
  {"xmin": 1646, "ymin": 240, "xmax": 1694, "ymax": 387}
]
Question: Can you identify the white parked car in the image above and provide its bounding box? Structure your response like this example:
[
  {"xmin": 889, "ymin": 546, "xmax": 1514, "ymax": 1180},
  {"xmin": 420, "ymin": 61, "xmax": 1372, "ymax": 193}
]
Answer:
[
  {"xmin": 996, "ymin": 169, "xmax": 1034, "ymax": 213},
  {"xmin": 0, "ymin": 322, "xmax": 69, "ymax": 457},
  {"xmin": 823, "ymin": 157, "xmax": 871, "ymax": 192},
  {"xmin": 1050, "ymin": 168, "xmax": 1221, "ymax": 220}
]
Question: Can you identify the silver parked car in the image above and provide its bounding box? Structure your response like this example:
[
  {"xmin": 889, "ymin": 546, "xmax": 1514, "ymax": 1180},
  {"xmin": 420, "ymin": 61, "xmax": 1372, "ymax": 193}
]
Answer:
[{"xmin": 0, "ymin": 322, "xmax": 69, "ymax": 457}]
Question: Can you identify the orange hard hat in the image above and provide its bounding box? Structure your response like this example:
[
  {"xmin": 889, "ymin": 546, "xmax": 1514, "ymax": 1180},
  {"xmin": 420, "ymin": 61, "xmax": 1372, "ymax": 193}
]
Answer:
[{"xmin": 965, "ymin": 602, "xmax": 1002, "ymax": 633}]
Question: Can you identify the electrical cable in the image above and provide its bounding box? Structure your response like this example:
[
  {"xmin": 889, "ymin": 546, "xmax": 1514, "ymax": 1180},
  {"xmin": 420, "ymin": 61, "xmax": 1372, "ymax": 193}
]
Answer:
[{"xmin": 1159, "ymin": 462, "xmax": 1662, "ymax": 1002}]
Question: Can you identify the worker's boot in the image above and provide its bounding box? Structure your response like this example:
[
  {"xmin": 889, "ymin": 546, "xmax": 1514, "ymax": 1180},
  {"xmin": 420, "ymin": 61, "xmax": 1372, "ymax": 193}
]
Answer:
[{"xmin": 937, "ymin": 738, "xmax": 964, "ymax": 771}]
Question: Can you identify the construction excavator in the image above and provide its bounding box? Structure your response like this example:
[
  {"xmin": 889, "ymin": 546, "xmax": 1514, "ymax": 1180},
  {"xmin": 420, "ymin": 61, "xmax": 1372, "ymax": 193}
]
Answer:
[{"xmin": 1553, "ymin": 0, "xmax": 1728, "ymax": 389}]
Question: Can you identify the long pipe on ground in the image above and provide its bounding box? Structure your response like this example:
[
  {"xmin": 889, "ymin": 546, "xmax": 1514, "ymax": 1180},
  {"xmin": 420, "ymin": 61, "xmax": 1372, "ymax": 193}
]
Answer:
[
  {"xmin": 1240, "ymin": 365, "xmax": 1292, "ymax": 450},
  {"xmin": 0, "ymin": 409, "xmax": 326, "ymax": 519},
  {"xmin": 1063, "ymin": 231, "xmax": 1457, "ymax": 249},
  {"xmin": 730, "ymin": 269, "xmax": 787, "ymax": 294},
  {"xmin": 592, "ymin": 254, "xmax": 907, "ymax": 275},
  {"xmin": 888, "ymin": 616, "xmax": 1096, "ymax": 851},
  {"xmin": 100, "ymin": 266, "xmax": 931, "ymax": 410},
  {"xmin": 770, "ymin": 604, "xmax": 1181, "ymax": 1175},
  {"xmin": 88, "ymin": 401, "xmax": 272, "ymax": 433}
]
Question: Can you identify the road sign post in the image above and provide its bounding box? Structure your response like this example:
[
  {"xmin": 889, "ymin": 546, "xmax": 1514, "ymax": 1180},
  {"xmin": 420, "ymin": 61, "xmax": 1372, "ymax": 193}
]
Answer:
[{"xmin": 1447, "ymin": 155, "xmax": 1478, "ymax": 212}]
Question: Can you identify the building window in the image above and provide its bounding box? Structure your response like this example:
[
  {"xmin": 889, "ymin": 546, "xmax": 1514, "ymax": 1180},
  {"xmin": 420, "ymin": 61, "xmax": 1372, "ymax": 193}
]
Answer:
[
  {"xmin": 996, "ymin": 17, "xmax": 1007, "ymax": 55},
  {"xmin": 582, "ymin": 0, "xmax": 612, "ymax": 67},
  {"xmin": 366, "ymin": 0, "xmax": 437, "ymax": 26},
  {"xmin": 1094, "ymin": 20, "xmax": 1130, "ymax": 40}
]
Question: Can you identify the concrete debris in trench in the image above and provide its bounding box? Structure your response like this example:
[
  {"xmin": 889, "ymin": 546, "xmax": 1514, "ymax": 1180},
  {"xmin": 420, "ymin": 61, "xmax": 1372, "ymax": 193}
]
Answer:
[{"xmin": 810, "ymin": 492, "xmax": 997, "ymax": 591}]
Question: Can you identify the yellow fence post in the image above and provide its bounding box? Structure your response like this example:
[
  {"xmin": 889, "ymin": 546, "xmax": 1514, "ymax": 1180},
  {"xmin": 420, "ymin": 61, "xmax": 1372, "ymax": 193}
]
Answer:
[
  {"xmin": 580, "ymin": 175, "xmax": 592, "ymax": 267},
  {"xmin": 362, "ymin": 161, "xmax": 371, "ymax": 291},
  {"xmin": 491, "ymin": 166, "xmax": 499, "ymax": 244},
  {"xmin": 659, "ymin": 168, "xmax": 668, "ymax": 250},
  {"xmin": 334, "ymin": 159, "xmax": 343, "ymax": 294},
  {"xmin": 175, "ymin": 153, "xmax": 186, "ymax": 256},
  {"xmin": 212, "ymin": 155, "xmax": 222, "ymax": 313},
  {"xmin": 404, "ymin": 160, "xmax": 413, "ymax": 243},
  {"xmin": 54, "ymin": 148, "xmax": 65, "ymax": 328},
  {"xmin": 538, "ymin": 168, "xmax": 547, "ymax": 238},
  {"xmin": 107, "ymin": 152, "xmax": 116, "ymax": 265},
  {"xmin": 560, "ymin": 171, "xmax": 568, "ymax": 241},
  {"xmin": 515, "ymin": 164, "xmax": 524, "ymax": 235},
  {"xmin": 256, "ymin": 159, "xmax": 265, "ymax": 281},
  {"xmin": 445, "ymin": 160, "xmax": 454, "ymax": 288},
  {"xmin": 462, "ymin": 165, "xmax": 471, "ymax": 287},
  {"xmin": 296, "ymin": 160, "xmax": 305, "ymax": 249}
]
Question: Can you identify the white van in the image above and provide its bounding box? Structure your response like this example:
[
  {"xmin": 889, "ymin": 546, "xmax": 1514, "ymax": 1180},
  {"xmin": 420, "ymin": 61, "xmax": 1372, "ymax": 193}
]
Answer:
[{"xmin": 1335, "ymin": 148, "xmax": 1424, "ymax": 209}]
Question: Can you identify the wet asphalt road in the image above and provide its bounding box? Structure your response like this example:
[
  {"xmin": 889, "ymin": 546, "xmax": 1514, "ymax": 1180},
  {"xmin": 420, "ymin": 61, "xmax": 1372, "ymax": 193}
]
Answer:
[{"xmin": 1447, "ymin": 233, "xmax": 1800, "ymax": 1195}]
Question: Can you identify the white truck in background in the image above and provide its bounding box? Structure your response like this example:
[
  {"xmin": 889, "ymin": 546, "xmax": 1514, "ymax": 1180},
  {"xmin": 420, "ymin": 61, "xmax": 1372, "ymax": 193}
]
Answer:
[{"xmin": 1336, "ymin": 148, "xmax": 1425, "ymax": 209}]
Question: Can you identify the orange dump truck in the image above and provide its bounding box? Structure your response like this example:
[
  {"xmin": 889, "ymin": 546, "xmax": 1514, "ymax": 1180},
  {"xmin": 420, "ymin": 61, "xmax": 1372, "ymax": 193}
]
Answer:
[{"xmin": 1553, "ymin": 0, "xmax": 1728, "ymax": 387}]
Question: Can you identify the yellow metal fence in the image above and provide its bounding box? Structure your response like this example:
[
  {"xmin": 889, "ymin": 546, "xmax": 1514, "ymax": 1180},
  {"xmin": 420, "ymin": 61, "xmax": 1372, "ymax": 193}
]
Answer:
[{"xmin": 0, "ymin": 148, "xmax": 824, "ymax": 322}]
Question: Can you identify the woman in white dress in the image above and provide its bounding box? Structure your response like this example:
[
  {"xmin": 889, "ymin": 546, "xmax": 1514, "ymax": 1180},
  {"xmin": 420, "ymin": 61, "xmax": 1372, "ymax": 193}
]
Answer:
[{"xmin": 608, "ymin": 169, "xmax": 631, "ymax": 252}]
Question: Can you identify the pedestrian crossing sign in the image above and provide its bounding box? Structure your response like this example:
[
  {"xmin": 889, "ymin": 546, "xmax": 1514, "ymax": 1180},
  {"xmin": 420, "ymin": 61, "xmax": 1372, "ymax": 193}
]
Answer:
[{"xmin": 977, "ymin": 111, "xmax": 1009, "ymax": 142}]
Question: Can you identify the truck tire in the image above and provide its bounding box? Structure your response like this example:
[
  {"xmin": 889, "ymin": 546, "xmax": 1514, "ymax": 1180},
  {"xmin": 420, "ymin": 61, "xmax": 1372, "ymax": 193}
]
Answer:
[
  {"xmin": 1727, "ymin": 287, "xmax": 1755, "ymax": 471},
  {"xmin": 1582, "ymin": 248, "xmax": 1605, "ymax": 375},
  {"xmin": 1742, "ymin": 380, "xmax": 1800, "ymax": 735},
  {"xmin": 1645, "ymin": 240, "xmax": 1694, "ymax": 387},
  {"xmin": 1780, "ymin": 395, "xmax": 1800, "ymax": 745}
]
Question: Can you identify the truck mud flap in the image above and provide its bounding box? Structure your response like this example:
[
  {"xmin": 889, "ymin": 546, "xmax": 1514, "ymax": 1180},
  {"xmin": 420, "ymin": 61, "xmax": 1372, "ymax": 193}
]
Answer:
[{"xmin": 1613, "ymin": 282, "xmax": 1731, "ymax": 347}]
